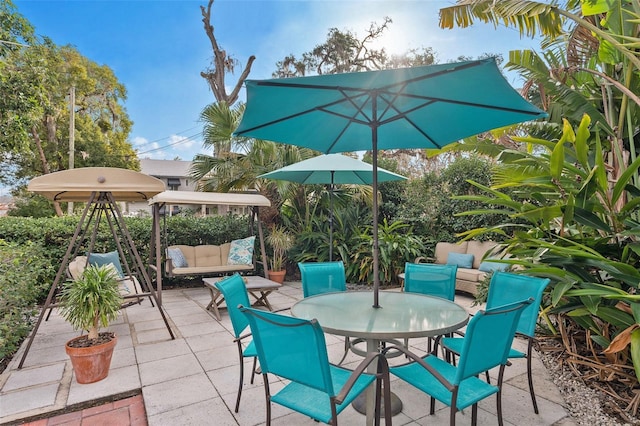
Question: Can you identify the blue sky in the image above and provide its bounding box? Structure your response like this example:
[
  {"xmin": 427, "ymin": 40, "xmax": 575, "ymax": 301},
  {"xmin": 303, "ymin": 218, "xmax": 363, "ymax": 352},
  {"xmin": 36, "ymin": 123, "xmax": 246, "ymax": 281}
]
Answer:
[{"xmin": 14, "ymin": 0, "xmax": 539, "ymax": 161}]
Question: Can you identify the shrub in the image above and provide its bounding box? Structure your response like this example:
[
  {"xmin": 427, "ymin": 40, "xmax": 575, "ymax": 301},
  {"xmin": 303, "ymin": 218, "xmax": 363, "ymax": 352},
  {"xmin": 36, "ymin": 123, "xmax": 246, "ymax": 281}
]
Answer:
[{"xmin": 0, "ymin": 240, "xmax": 54, "ymax": 361}]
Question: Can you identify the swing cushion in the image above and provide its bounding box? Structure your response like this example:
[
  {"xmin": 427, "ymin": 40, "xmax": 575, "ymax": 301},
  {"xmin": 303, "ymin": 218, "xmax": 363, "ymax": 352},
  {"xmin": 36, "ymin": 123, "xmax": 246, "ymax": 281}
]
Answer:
[
  {"xmin": 165, "ymin": 243, "xmax": 255, "ymax": 276},
  {"xmin": 68, "ymin": 256, "xmax": 139, "ymax": 296},
  {"xmin": 167, "ymin": 247, "xmax": 189, "ymax": 267},
  {"xmin": 88, "ymin": 251, "xmax": 125, "ymax": 278},
  {"xmin": 227, "ymin": 236, "xmax": 255, "ymax": 265}
]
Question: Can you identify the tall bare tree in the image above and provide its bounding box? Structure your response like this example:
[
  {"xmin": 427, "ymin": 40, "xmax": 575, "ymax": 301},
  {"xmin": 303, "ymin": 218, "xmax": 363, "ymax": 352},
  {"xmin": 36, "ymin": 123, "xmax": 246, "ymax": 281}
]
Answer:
[{"xmin": 200, "ymin": 0, "xmax": 255, "ymax": 105}]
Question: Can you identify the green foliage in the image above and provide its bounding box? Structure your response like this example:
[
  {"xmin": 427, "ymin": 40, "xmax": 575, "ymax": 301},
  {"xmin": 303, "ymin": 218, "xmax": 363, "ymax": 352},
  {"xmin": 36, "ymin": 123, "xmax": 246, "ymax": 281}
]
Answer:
[
  {"xmin": 459, "ymin": 116, "xmax": 640, "ymax": 382},
  {"xmin": 8, "ymin": 190, "xmax": 55, "ymax": 218},
  {"xmin": 265, "ymin": 226, "xmax": 294, "ymax": 271},
  {"xmin": 398, "ymin": 155, "xmax": 504, "ymax": 246},
  {"xmin": 0, "ymin": 240, "xmax": 54, "ymax": 360},
  {"xmin": 0, "ymin": 36, "xmax": 138, "ymax": 185},
  {"xmin": 58, "ymin": 264, "xmax": 122, "ymax": 340},
  {"xmin": 351, "ymin": 219, "xmax": 425, "ymax": 285}
]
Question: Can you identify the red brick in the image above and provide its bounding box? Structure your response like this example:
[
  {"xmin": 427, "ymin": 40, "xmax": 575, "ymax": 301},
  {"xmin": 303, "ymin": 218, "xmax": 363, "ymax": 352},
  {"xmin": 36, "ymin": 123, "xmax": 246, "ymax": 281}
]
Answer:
[
  {"xmin": 113, "ymin": 396, "xmax": 135, "ymax": 409},
  {"xmin": 47, "ymin": 411, "xmax": 82, "ymax": 425},
  {"xmin": 21, "ymin": 420, "xmax": 48, "ymax": 426},
  {"xmin": 81, "ymin": 406, "xmax": 129, "ymax": 426},
  {"xmin": 127, "ymin": 400, "xmax": 146, "ymax": 422},
  {"xmin": 82, "ymin": 402, "xmax": 114, "ymax": 417},
  {"xmin": 130, "ymin": 416, "xmax": 148, "ymax": 426}
]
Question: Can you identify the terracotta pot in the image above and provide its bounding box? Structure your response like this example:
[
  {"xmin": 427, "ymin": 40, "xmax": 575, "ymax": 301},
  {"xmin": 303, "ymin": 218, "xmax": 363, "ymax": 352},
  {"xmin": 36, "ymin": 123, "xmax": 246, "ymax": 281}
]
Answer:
[
  {"xmin": 65, "ymin": 334, "xmax": 117, "ymax": 384},
  {"xmin": 268, "ymin": 270, "xmax": 286, "ymax": 284}
]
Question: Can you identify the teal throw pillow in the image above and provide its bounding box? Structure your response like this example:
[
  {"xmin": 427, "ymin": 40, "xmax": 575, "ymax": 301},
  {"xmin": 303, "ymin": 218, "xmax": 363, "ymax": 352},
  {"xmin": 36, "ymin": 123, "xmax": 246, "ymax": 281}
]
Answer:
[
  {"xmin": 227, "ymin": 236, "xmax": 256, "ymax": 265},
  {"xmin": 479, "ymin": 260, "xmax": 510, "ymax": 273},
  {"xmin": 88, "ymin": 250, "xmax": 124, "ymax": 278},
  {"xmin": 167, "ymin": 247, "xmax": 188, "ymax": 268},
  {"xmin": 446, "ymin": 252, "xmax": 474, "ymax": 269}
]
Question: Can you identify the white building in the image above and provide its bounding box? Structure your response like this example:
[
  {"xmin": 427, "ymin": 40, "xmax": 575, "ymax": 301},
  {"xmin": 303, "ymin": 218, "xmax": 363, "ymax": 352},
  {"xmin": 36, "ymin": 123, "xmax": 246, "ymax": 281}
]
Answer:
[{"xmin": 127, "ymin": 159, "xmax": 250, "ymax": 217}]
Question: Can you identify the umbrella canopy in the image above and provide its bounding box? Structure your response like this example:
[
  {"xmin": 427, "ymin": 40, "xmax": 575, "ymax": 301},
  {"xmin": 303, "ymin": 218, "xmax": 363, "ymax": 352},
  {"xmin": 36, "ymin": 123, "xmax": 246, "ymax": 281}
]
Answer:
[
  {"xmin": 236, "ymin": 58, "xmax": 547, "ymax": 307},
  {"xmin": 259, "ymin": 153, "xmax": 406, "ymax": 185},
  {"xmin": 259, "ymin": 154, "xmax": 407, "ymax": 260}
]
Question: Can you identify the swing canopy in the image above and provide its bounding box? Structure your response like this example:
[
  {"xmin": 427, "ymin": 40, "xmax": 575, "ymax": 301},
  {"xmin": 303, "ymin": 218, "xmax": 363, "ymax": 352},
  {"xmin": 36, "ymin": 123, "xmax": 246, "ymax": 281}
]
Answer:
[{"xmin": 28, "ymin": 167, "xmax": 165, "ymax": 201}]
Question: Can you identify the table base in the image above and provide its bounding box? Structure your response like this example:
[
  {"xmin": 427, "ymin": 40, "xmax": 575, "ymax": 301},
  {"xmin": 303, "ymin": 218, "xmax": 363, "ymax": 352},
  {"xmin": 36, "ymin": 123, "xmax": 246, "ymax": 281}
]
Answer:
[{"xmin": 352, "ymin": 391, "xmax": 403, "ymax": 417}]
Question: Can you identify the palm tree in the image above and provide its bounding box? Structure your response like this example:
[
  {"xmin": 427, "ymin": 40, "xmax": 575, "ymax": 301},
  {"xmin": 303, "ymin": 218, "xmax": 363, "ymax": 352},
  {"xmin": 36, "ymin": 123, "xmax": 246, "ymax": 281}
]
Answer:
[
  {"xmin": 190, "ymin": 101, "xmax": 318, "ymax": 226},
  {"xmin": 439, "ymin": 0, "xmax": 640, "ymax": 197}
]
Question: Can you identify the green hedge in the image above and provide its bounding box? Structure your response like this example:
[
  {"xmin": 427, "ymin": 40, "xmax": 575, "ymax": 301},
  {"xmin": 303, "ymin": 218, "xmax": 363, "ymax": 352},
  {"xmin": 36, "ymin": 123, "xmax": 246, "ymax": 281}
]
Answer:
[
  {"xmin": 0, "ymin": 240, "xmax": 55, "ymax": 360},
  {"xmin": 0, "ymin": 215, "xmax": 252, "ymax": 271},
  {"xmin": 0, "ymin": 214, "xmax": 252, "ymax": 364}
]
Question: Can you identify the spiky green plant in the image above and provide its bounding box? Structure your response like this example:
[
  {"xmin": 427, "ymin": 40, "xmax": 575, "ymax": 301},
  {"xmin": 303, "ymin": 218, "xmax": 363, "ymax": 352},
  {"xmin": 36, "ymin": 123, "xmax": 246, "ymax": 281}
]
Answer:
[{"xmin": 58, "ymin": 264, "xmax": 122, "ymax": 341}]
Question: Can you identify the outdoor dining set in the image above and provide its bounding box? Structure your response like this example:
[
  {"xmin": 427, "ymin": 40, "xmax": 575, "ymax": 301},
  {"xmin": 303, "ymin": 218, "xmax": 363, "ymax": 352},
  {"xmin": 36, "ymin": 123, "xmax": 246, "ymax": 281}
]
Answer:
[{"xmin": 214, "ymin": 261, "xmax": 550, "ymax": 426}]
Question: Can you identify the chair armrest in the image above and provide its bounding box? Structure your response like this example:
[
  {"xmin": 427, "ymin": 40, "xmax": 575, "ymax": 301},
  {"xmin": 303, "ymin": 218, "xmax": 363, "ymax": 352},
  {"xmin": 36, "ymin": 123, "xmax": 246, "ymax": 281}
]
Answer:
[
  {"xmin": 334, "ymin": 352, "xmax": 388, "ymax": 404},
  {"xmin": 382, "ymin": 344, "xmax": 455, "ymax": 392},
  {"xmin": 414, "ymin": 256, "xmax": 435, "ymax": 264}
]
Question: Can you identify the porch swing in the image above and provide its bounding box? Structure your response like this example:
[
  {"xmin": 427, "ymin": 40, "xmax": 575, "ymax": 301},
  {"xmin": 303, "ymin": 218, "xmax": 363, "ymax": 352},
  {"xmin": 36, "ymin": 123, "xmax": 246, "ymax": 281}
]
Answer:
[{"xmin": 18, "ymin": 167, "xmax": 175, "ymax": 369}]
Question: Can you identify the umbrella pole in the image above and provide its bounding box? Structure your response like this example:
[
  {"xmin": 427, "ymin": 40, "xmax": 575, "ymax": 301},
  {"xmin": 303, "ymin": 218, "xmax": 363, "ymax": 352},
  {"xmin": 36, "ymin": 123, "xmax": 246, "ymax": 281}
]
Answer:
[
  {"xmin": 329, "ymin": 171, "xmax": 334, "ymax": 262},
  {"xmin": 372, "ymin": 122, "xmax": 380, "ymax": 308}
]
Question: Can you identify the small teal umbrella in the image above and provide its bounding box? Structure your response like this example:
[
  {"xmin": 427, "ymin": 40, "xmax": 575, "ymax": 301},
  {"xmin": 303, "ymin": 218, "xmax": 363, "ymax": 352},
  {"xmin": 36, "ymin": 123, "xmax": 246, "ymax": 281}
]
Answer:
[
  {"xmin": 236, "ymin": 58, "xmax": 547, "ymax": 307},
  {"xmin": 259, "ymin": 154, "xmax": 407, "ymax": 261}
]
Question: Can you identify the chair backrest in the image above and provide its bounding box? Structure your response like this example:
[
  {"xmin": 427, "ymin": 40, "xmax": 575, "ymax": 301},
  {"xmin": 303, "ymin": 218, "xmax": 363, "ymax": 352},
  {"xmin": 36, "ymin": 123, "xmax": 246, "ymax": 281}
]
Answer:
[
  {"xmin": 404, "ymin": 262, "xmax": 457, "ymax": 301},
  {"xmin": 215, "ymin": 274, "xmax": 251, "ymax": 338},
  {"xmin": 240, "ymin": 306, "xmax": 335, "ymax": 396},
  {"xmin": 298, "ymin": 261, "xmax": 347, "ymax": 298},
  {"xmin": 454, "ymin": 298, "xmax": 533, "ymax": 384},
  {"xmin": 486, "ymin": 271, "xmax": 551, "ymax": 338}
]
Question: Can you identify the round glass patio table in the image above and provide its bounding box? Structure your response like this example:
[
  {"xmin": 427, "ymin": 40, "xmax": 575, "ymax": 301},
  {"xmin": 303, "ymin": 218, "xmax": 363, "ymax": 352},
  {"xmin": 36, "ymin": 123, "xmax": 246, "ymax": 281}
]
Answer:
[{"xmin": 291, "ymin": 290, "xmax": 469, "ymax": 424}]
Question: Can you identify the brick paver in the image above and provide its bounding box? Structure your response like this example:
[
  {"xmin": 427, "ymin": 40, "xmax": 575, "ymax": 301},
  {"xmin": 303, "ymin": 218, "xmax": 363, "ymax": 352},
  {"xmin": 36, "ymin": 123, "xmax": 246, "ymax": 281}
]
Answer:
[{"xmin": 20, "ymin": 395, "xmax": 146, "ymax": 426}]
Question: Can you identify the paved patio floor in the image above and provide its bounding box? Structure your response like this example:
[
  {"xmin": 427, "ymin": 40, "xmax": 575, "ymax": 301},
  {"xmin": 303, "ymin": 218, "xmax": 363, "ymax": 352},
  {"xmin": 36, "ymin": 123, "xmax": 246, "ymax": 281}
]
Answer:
[{"xmin": 0, "ymin": 281, "xmax": 576, "ymax": 425}]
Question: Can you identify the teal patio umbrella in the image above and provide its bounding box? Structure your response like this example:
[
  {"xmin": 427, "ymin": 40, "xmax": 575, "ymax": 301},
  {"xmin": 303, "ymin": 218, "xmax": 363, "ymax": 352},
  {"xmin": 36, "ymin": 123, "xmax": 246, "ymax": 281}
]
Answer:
[
  {"xmin": 235, "ymin": 58, "xmax": 547, "ymax": 307},
  {"xmin": 259, "ymin": 153, "xmax": 407, "ymax": 261}
]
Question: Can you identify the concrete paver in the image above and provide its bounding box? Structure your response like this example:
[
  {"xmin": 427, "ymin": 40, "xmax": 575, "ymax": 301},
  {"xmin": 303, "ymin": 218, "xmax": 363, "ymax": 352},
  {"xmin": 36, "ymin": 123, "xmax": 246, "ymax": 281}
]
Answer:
[{"xmin": 0, "ymin": 281, "xmax": 574, "ymax": 425}]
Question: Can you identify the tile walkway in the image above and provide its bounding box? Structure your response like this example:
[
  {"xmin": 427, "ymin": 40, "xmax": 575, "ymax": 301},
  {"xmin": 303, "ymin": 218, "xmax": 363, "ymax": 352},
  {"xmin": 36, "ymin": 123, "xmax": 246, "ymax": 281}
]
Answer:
[{"xmin": 0, "ymin": 281, "xmax": 576, "ymax": 425}]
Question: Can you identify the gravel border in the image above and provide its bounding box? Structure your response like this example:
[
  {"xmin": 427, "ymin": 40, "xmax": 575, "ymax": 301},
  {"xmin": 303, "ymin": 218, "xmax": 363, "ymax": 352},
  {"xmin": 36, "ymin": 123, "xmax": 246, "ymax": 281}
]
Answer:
[{"xmin": 537, "ymin": 349, "xmax": 637, "ymax": 426}]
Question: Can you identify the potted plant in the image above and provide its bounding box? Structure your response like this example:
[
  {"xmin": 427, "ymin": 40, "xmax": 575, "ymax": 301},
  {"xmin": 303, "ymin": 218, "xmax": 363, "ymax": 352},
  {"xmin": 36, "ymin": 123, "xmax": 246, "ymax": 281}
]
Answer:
[
  {"xmin": 266, "ymin": 226, "xmax": 294, "ymax": 284},
  {"xmin": 58, "ymin": 264, "xmax": 123, "ymax": 384}
]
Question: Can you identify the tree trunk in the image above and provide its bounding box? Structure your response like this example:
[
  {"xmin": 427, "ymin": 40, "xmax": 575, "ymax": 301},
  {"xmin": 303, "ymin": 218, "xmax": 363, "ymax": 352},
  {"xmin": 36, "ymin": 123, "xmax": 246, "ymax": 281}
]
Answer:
[
  {"xmin": 31, "ymin": 124, "xmax": 63, "ymax": 217},
  {"xmin": 200, "ymin": 0, "xmax": 255, "ymax": 105}
]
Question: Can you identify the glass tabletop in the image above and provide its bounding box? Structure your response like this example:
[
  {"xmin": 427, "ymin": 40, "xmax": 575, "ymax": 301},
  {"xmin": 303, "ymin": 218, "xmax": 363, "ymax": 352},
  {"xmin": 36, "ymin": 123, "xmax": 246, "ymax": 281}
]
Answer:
[{"xmin": 291, "ymin": 291, "xmax": 468, "ymax": 340}]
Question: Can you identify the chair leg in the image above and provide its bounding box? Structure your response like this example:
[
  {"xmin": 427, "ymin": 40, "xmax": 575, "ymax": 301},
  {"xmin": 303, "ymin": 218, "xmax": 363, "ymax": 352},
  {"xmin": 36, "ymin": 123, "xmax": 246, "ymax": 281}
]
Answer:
[
  {"xmin": 337, "ymin": 336, "xmax": 350, "ymax": 365},
  {"xmin": 496, "ymin": 365, "xmax": 506, "ymax": 426},
  {"xmin": 526, "ymin": 338, "xmax": 539, "ymax": 414},
  {"xmin": 471, "ymin": 403, "xmax": 478, "ymax": 426},
  {"xmin": 250, "ymin": 356, "xmax": 257, "ymax": 384},
  {"xmin": 235, "ymin": 343, "xmax": 244, "ymax": 413},
  {"xmin": 430, "ymin": 396, "xmax": 436, "ymax": 415},
  {"xmin": 263, "ymin": 375, "xmax": 272, "ymax": 426}
]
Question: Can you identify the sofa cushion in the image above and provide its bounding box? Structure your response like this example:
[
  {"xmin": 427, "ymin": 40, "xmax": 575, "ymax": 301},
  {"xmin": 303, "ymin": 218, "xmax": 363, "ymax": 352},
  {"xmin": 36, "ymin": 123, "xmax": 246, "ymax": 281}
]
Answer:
[
  {"xmin": 227, "ymin": 236, "xmax": 255, "ymax": 265},
  {"xmin": 479, "ymin": 260, "xmax": 510, "ymax": 273},
  {"xmin": 446, "ymin": 252, "xmax": 474, "ymax": 268},
  {"xmin": 457, "ymin": 268, "xmax": 486, "ymax": 283},
  {"xmin": 434, "ymin": 242, "xmax": 468, "ymax": 265},
  {"xmin": 167, "ymin": 247, "xmax": 188, "ymax": 267},
  {"xmin": 466, "ymin": 241, "xmax": 498, "ymax": 269}
]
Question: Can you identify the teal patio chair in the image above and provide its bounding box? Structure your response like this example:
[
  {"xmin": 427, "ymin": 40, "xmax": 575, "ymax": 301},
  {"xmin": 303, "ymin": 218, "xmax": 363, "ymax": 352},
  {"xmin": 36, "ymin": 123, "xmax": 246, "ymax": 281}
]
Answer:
[
  {"xmin": 438, "ymin": 271, "xmax": 550, "ymax": 414},
  {"xmin": 239, "ymin": 306, "xmax": 392, "ymax": 426},
  {"xmin": 298, "ymin": 261, "xmax": 351, "ymax": 363},
  {"xmin": 403, "ymin": 262, "xmax": 457, "ymax": 353},
  {"xmin": 384, "ymin": 298, "xmax": 533, "ymax": 426},
  {"xmin": 403, "ymin": 262, "xmax": 457, "ymax": 301},
  {"xmin": 214, "ymin": 274, "xmax": 258, "ymax": 413},
  {"xmin": 299, "ymin": 261, "xmax": 347, "ymax": 297}
]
